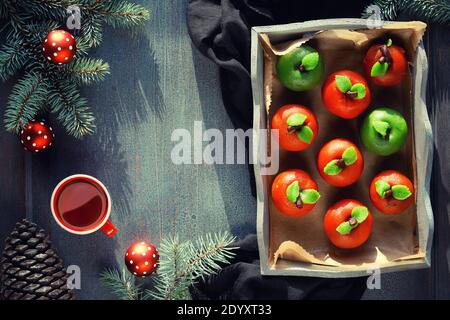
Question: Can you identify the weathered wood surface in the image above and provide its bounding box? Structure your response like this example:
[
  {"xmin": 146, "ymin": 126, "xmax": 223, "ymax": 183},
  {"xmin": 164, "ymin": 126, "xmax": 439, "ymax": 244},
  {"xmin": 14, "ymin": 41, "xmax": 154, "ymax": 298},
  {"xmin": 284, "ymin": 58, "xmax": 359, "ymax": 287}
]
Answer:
[{"xmin": 0, "ymin": 0, "xmax": 448, "ymax": 299}]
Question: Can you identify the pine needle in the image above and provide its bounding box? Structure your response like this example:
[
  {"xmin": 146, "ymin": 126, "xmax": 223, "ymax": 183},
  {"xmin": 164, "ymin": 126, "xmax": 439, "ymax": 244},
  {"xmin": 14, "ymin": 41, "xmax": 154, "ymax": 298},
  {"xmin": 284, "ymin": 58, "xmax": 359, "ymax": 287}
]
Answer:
[{"xmin": 99, "ymin": 268, "xmax": 141, "ymax": 300}]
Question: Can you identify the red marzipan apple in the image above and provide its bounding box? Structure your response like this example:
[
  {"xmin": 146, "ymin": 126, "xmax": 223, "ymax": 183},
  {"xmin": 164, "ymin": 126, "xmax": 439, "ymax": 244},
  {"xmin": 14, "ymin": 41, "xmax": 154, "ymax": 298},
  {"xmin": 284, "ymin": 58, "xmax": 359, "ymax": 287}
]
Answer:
[
  {"xmin": 323, "ymin": 199, "xmax": 373, "ymax": 249},
  {"xmin": 364, "ymin": 39, "xmax": 407, "ymax": 86},
  {"xmin": 322, "ymin": 70, "xmax": 371, "ymax": 119},
  {"xmin": 271, "ymin": 169, "xmax": 320, "ymax": 217},
  {"xmin": 369, "ymin": 170, "xmax": 414, "ymax": 215},
  {"xmin": 271, "ymin": 104, "xmax": 318, "ymax": 151},
  {"xmin": 317, "ymin": 139, "xmax": 364, "ymax": 187}
]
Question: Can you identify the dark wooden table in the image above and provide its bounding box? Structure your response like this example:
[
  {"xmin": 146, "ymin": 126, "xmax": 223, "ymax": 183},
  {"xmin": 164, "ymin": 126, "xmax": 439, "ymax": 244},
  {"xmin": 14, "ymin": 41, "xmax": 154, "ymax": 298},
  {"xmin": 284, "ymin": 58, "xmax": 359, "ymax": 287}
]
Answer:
[{"xmin": 0, "ymin": 0, "xmax": 448, "ymax": 299}]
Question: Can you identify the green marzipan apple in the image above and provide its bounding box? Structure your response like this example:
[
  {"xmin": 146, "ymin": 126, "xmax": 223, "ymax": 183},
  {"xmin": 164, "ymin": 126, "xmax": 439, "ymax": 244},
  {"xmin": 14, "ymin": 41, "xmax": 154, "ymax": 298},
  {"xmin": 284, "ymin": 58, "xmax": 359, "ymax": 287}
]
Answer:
[
  {"xmin": 276, "ymin": 45, "xmax": 324, "ymax": 92},
  {"xmin": 361, "ymin": 107, "xmax": 408, "ymax": 156}
]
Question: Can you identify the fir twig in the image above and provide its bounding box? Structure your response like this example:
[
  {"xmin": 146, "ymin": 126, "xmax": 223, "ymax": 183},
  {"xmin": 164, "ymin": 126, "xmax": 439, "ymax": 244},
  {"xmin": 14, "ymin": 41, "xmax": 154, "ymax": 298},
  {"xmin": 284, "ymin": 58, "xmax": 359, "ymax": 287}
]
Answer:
[
  {"xmin": 67, "ymin": 57, "xmax": 110, "ymax": 85},
  {"xmin": 99, "ymin": 231, "xmax": 238, "ymax": 300},
  {"xmin": 150, "ymin": 232, "xmax": 237, "ymax": 300},
  {"xmin": 100, "ymin": 1, "xmax": 151, "ymax": 28},
  {"xmin": 48, "ymin": 80, "xmax": 96, "ymax": 138},
  {"xmin": 99, "ymin": 268, "xmax": 141, "ymax": 300},
  {"xmin": 4, "ymin": 72, "xmax": 48, "ymax": 134},
  {"xmin": 0, "ymin": 33, "xmax": 28, "ymax": 81},
  {"xmin": 363, "ymin": 0, "xmax": 450, "ymax": 25},
  {"xmin": 0, "ymin": 0, "xmax": 150, "ymax": 138}
]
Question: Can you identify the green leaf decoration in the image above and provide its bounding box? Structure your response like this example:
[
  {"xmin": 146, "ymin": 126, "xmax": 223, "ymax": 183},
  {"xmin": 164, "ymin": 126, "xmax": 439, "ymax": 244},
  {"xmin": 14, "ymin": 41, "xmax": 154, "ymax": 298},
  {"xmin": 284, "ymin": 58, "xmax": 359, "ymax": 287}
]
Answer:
[
  {"xmin": 286, "ymin": 181, "xmax": 300, "ymax": 203},
  {"xmin": 287, "ymin": 113, "xmax": 307, "ymax": 127},
  {"xmin": 351, "ymin": 206, "xmax": 369, "ymax": 224},
  {"xmin": 373, "ymin": 120, "xmax": 390, "ymax": 138},
  {"xmin": 375, "ymin": 180, "xmax": 391, "ymax": 198},
  {"xmin": 323, "ymin": 160, "xmax": 342, "ymax": 176},
  {"xmin": 391, "ymin": 185, "xmax": 412, "ymax": 201},
  {"xmin": 371, "ymin": 61, "xmax": 389, "ymax": 77},
  {"xmin": 336, "ymin": 221, "xmax": 352, "ymax": 235},
  {"xmin": 301, "ymin": 52, "xmax": 319, "ymax": 71},
  {"xmin": 335, "ymin": 75, "xmax": 352, "ymax": 93},
  {"xmin": 349, "ymin": 83, "xmax": 366, "ymax": 99},
  {"xmin": 342, "ymin": 146, "xmax": 357, "ymax": 166},
  {"xmin": 296, "ymin": 126, "xmax": 313, "ymax": 144},
  {"xmin": 300, "ymin": 189, "xmax": 320, "ymax": 204},
  {"xmin": 387, "ymin": 38, "xmax": 393, "ymax": 47}
]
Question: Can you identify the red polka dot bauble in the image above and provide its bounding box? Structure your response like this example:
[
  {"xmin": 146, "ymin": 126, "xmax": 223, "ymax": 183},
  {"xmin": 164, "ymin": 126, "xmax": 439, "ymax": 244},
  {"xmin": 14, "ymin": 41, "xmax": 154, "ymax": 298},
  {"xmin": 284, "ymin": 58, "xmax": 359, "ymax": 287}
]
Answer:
[
  {"xmin": 42, "ymin": 30, "xmax": 76, "ymax": 65},
  {"xmin": 20, "ymin": 120, "xmax": 55, "ymax": 153},
  {"xmin": 124, "ymin": 241, "xmax": 159, "ymax": 277}
]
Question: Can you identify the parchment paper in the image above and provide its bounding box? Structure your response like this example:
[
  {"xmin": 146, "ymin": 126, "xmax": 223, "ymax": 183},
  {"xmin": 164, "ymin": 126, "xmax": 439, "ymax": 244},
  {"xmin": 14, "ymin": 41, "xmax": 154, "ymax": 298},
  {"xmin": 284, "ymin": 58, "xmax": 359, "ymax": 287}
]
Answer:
[{"xmin": 262, "ymin": 22, "xmax": 427, "ymax": 268}]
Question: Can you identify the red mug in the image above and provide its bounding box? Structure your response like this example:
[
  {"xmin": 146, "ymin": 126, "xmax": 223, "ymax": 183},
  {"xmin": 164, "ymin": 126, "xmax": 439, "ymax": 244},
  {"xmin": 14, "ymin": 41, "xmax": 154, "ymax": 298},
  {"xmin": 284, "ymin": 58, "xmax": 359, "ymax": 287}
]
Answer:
[{"xmin": 51, "ymin": 174, "xmax": 118, "ymax": 237}]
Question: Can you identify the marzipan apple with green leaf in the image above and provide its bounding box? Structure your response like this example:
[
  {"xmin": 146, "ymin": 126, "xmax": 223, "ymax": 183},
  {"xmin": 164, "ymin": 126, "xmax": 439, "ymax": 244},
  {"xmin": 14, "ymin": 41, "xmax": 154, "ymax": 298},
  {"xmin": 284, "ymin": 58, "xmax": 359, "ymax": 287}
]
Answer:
[
  {"xmin": 369, "ymin": 170, "xmax": 414, "ymax": 215},
  {"xmin": 276, "ymin": 45, "xmax": 324, "ymax": 92},
  {"xmin": 323, "ymin": 199, "xmax": 373, "ymax": 249},
  {"xmin": 322, "ymin": 70, "xmax": 371, "ymax": 119},
  {"xmin": 271, "ymin": 169, "xmax": 320, "ymax": 217},
  {"xmin": 317, "ymin": 139, "xmax": 364, "ymax": 187},
  {"xmin": 364, "ymin": 38, "xmax": 407, "ymax": 86},
  {"xmin": 271, "ymin": 104, "xmax": 318, "ymax": 151},
  {"xmin": 361, "ymin": 107, "xmax": 408, "ymax": 156}
]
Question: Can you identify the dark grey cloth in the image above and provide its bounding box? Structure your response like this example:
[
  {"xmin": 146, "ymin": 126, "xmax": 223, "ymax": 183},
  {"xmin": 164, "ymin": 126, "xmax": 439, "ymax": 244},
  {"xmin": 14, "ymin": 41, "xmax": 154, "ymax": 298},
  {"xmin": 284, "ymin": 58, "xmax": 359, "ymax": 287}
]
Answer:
[
  {"xmin": 187, "ymin": 0, "xmax": 371, "ymax": 300},
  {"xmin": 190, "ymin": 235, "xmax": 367, "ymax": 300}
]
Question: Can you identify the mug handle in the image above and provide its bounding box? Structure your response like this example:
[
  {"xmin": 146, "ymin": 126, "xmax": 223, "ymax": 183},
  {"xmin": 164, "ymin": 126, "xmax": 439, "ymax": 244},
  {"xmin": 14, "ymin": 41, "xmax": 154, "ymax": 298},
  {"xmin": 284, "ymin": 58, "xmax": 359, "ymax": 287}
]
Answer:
[{"xmin": 101, "ymin": 219, "xmax": 118, "ymax": 237}]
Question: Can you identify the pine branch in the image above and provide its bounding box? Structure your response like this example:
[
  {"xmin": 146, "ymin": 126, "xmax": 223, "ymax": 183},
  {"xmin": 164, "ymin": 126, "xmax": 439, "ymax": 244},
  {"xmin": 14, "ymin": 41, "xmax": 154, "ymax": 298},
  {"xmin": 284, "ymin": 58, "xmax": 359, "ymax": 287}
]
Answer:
[
  {"xmin": 80, "ymin": 14, "xmax": 104, "ymax": 48},
  {"xmin": 363, "ymin": 0, "xmax": 450, "ymax": 25},
  {"xmin": 48, "ymin": 80, "xmax": 96, "ymax": 138},
  {"xmin": 0, "ymin": 0, "xmax": 149, "ymax": 138},
  {"xmin": 402, "ymin": 0, "xmax": 450, "ymax": 25},
  {"xmin": 17, "ymin": 0, "xmax": 67, "ymax": 21},
  {"xmin": 66, "ymin": 57, "xmax": 110, "ymax": 85},
  {"xmin": 101, "ymin": 1, "xmax": 150, "ymax": 28},
  {"xmin": 99, "ymin": 268, "xmax": 141, "ymax": 300},
  {"xmin": 150, "ymin": 235, "xmax": 192, "ymax": 300},
  {"xmin": 0, "ymin": 32, "xmax": 28, "ymax": 81},
  {"xmin": 4, "ymin": 72, "xmax": 49, "ymax": 134},
  {"xmin": 150, "ymin": 232, "xmax": 237, "ymax": 300}
]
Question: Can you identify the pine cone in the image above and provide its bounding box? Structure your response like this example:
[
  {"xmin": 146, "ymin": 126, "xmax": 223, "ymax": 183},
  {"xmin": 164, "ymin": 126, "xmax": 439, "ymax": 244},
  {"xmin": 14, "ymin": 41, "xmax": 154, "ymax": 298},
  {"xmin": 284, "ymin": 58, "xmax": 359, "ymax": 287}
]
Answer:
[{"xmin": 0, "ymin": 219, "xmax": 75, "ymax": 300}]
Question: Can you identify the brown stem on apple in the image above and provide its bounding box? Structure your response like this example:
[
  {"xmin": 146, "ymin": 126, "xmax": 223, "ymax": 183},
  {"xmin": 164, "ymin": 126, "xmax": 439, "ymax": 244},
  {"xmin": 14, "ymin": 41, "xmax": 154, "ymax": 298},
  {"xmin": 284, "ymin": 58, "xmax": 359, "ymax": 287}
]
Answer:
[
  {"xmin": 348, "ymin": 217, "xmax": 358, "ymax": 227},
  {"xmin": 295, "ymin": 195, "xmax": 303, "ymax": 208},
  {"xmin": 384, "ymin": 128, "xmax": 391, "ymax": 140},
  {"xmin": 287, "ymin": 124, "xmax": 305, "ymax": 134},
  {"xmin": 378, "ymin": 45, "xmax": 392, "ymax": 64},
  {"xmin": 296, "ymin": 63, "xmax": 306, "ymax": 72},
  {"xmin": 384, "ymin": 189, "xmax": 393, "ymax": 198},
  {"xmin": 345, "ymin": 90, "xmax": 358, "ymax": 99},
  {"xmin": 336, "ymin": 158, "xmax": 346, "ymax": 169}
]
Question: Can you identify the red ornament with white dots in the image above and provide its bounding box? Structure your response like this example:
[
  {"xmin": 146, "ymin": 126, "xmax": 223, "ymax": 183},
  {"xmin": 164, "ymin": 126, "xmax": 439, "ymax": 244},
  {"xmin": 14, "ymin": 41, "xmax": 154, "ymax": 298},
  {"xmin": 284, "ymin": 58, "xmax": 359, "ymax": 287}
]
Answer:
[
  {"xmin": 20, "ymin": 120, "xmax": 54, "ymax": 153},
  {"xmin": 124, "ymin": 241, "xmax": 159, "ymax": 277},
  {"xmin": 42, "ymin": 29, "xmax": 77, "ymax": 65}
]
